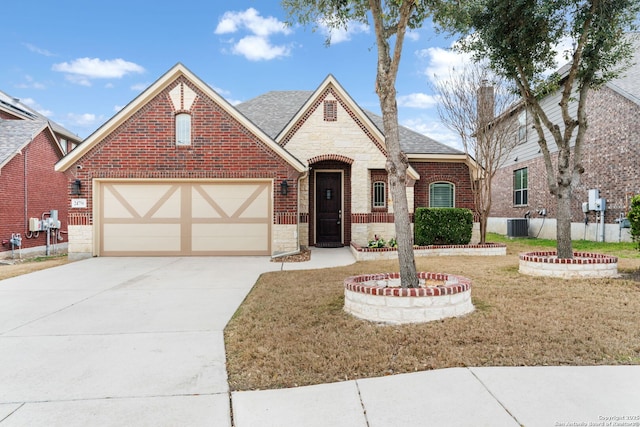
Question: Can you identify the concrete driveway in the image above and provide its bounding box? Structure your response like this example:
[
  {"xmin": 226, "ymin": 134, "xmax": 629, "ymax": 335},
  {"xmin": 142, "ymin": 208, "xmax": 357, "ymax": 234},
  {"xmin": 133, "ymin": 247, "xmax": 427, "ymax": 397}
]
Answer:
[{"xmin": 0, "ymin": 256, "xmax": 289, "ymax": 426}]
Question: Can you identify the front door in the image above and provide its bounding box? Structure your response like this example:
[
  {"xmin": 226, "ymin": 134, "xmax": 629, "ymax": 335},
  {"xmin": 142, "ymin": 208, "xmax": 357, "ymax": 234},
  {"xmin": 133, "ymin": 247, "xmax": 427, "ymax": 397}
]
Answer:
[{"xmin": 316, "ymin": 172, "xmax": 342, "ymax": 245}]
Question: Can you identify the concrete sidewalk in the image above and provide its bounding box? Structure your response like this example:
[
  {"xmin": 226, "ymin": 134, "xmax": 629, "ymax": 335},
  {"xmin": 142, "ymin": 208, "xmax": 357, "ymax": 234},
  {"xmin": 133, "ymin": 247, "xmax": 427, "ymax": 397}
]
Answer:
[
  {"xmin": 1, "ymin": 248, "xmax": 639, "ymax": 426},
  {"xmin": 232, "ymin": 365, "xmax": 640, "ymax": 427}
]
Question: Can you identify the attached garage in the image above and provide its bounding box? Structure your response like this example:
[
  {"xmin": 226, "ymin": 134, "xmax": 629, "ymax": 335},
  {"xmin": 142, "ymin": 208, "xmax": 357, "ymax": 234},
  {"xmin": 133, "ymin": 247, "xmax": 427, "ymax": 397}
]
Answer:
[
  {"xmin": 56, "ymin": 64, "xmax": 308, "ymax": 259},
  {"xmin": 96, "ymin": 180, "xmax": 272, "ymax": 256}
]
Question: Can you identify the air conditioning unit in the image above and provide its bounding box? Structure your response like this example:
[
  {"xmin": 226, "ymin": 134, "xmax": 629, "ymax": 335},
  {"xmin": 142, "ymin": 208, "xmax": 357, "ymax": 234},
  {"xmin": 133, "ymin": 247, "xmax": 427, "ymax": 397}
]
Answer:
[{"xmin": 507, "ymin": 218, "xmax": 529, "ymax": 237}]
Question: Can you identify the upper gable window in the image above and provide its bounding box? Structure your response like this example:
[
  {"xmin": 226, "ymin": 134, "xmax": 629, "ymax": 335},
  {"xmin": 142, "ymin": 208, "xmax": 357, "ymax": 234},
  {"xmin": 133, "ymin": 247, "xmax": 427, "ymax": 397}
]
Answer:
[
  {"xmin": 176, "ymin": 113, "xmax": 191, "ymax": 146},
  {"xmin": 324, "ymin": 100, "xmax": 337, "ymax": 122}
]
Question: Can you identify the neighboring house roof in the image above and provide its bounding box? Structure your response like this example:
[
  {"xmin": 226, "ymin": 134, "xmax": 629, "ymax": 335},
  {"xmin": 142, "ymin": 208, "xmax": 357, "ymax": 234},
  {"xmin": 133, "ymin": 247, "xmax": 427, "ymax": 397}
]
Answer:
[
  {"xmin": 0, "ymin": 90, "xmax": 81, "ymax": 144},
  {"xmin": 56, "ymin": 63, "xmax": 306, "ymax": 173},
  {"xmin": 236, "ymin": 87, "xmax": 463, "ymax": 156},
  {"xmin": 606, "ymin": 35, "xmax": 640, "ymax": 105},
  {"xmin": 0, "ymin": 119, "xmax": 57, "ymax": 170}
]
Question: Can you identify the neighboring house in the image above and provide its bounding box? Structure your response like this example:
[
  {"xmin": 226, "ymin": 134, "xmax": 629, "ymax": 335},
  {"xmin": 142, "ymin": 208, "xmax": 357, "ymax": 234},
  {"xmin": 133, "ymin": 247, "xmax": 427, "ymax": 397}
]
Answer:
[
  {"xmin": 489, "ymin": 41, "xmax": 640, "ymax": 242},
  {"xmin": 0, "ymin": 90, "xmax": 82, "ymax": 258},
  {"xmin": 55, "ymin": 64, "xmax": 475, "ymax": 259}
]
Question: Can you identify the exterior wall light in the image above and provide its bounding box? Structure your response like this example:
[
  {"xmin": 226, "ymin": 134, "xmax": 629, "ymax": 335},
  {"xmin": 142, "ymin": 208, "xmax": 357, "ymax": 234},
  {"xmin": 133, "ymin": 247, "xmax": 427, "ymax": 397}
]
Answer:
[
  {"xmin": 280, "ymin": 179, "xmax": 289, "ymax": 196},
  {"xmin": 72, "ymin": 179, "xmax": 82, "ymax": 195}
]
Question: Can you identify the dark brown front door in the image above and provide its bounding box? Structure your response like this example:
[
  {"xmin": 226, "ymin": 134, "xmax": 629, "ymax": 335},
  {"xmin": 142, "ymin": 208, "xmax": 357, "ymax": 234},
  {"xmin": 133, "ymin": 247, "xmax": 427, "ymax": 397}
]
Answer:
[{"xmin": 316, "ymin": 172, "xmax": 342, "ymax": 244}]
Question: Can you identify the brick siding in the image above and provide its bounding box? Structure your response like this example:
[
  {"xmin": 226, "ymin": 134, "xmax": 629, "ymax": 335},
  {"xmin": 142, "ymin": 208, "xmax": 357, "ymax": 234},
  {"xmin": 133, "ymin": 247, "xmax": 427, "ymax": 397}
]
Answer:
[
  {"xmin": 491, "ymin": 86, "xmax": 640, "ymax": 223},
  {"xmin": 70, "ymin": 76, "xmax": 301, "ymax": 225},
  {"xmin": 410, "ymin": 161, "xmax": 475, "ymax": 211},
  {"xmin": 0, "ymin": 129, "xmax": 68, "ymax": 253}
]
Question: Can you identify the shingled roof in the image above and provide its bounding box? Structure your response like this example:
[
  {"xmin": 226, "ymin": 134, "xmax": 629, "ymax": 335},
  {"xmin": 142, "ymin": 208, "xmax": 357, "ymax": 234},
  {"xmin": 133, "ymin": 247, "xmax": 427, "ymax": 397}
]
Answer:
[
  {"xmin": 0, "ymin": 90, "xmax": 79, "ymax": 142},
  {"xmin": 0, "ymin": 119, "xmax": 49, "ymax": 169},
  {"xmin": 236, "ymin": 89, "xmax": 462, "ymax": 156}
]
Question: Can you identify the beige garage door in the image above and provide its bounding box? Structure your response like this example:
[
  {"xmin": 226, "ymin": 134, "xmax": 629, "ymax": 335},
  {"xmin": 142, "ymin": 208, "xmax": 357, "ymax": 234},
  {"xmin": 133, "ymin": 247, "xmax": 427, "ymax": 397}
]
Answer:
[{"xmin": 97, "ymin": 180, "xmax": 272, "ymax": 256}]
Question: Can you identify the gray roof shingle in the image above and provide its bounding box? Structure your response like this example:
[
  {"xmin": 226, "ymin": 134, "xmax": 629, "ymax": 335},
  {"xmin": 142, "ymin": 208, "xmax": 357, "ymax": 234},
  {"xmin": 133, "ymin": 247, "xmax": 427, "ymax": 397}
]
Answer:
[
  {"xmin": 0, "ymin": 119, "xmax": 46, "ymax": 166},
  {"xmin": 0, "ymin": 90, "xmax": 80, "ymax": 142},
  {"xmin": 236, "ymin": 89, "xmax": 462, "ymax": 156}
]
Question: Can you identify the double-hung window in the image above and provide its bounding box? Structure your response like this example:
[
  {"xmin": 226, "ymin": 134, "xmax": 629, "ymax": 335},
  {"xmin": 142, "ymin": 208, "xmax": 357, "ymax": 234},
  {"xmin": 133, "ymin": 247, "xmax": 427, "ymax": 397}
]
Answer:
[{"xmin": 513, "ymin": 167, "xmax": 528, "ymax": 206}]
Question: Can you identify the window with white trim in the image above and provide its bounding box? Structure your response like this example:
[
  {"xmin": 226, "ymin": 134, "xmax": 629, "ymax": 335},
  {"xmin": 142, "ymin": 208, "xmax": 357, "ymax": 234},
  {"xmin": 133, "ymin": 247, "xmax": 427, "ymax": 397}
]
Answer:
[
  {"xmin": 373, "ymin": 181, "xmax": 386, "ymax": 208},
  {"xmin": 176, "ymin": 113, "xmax": 191, "ymax": 145},
  {"xmin": 513, "ymin": 167, "xmax": 528, "ymax": 206},
  {"xmin": 429, "ymin": 182, "xmax": 454, "ymax": 208}
]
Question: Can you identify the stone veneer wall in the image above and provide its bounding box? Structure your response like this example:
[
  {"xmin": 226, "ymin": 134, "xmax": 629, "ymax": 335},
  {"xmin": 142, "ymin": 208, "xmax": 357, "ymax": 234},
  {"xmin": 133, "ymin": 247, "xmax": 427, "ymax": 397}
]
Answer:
[{"xmin": 344, "ymin": 272, "xmax": 474, "ymax": 324}]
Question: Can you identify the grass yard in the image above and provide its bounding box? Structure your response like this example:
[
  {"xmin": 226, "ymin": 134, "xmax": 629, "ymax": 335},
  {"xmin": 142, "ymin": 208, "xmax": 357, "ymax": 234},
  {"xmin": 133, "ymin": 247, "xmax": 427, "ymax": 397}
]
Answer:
[
  {"xmin": 224, "ymin": 235, "xmax": 640, "ymax": 391},
  {"xmin": 0, "ymin": 254, "xmax": 69, "ymax": 280}
]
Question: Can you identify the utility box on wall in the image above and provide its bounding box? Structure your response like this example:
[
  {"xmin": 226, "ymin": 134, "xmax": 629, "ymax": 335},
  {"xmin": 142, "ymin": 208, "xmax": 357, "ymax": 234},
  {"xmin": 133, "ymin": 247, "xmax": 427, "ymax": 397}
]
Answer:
[
  {"xmin": 29, "ymin": 218, "xmax": 41, "ymax": 232},
  {"xmin": 588, "ymin": 189, "xmax": 599, "ymax": 211}
]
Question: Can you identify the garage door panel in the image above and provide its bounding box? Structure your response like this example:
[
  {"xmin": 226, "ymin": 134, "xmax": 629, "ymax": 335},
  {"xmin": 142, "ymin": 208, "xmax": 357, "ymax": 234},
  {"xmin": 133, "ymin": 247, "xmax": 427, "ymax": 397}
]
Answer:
[
  {"xmin": 104, "ymin": 184, "xmax": 180, "ymax": 218},
  {"xmin": 99, "ymin": 181, "xmax": 271, "ymax": 256},
  {"xmin": 192, "ymin": 224, "xmax": 269, "ymax": 252},
  {"xmin": 196, "ymin": 184, "xmax": 267, "ymax": 218},
  {"xmin": 103, "ymin": 224, "xmax": 182, "ymax": 252}
]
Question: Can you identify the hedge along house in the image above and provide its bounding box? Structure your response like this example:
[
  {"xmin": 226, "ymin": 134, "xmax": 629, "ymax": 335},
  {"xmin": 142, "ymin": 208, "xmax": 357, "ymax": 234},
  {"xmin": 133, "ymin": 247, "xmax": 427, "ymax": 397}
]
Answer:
[
  {"xmin": 56, "ymin": 64, "xmax": 475, "ymax": 259},
  {"xmin": 1, "ymin": 90, "xmax": 82, "ymax": 258}
]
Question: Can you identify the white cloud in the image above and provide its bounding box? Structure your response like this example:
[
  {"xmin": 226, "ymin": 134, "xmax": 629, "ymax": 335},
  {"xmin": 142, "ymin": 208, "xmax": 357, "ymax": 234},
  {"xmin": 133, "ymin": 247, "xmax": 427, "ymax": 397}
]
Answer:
[
  {"xmin": 215, "ymin": 8, "xmax": 291, "ymax": 37},
  {"xmin": 65, "ymin": 112, "xmax": 103, "ymax": 128},
  {"xmin": 21, "ymin": 98, "xmax": 52, "ymax": 117},
  {"xmin": 397, "ymin": 93, "xmax": 438, "ymax": 109},
  {"xmin": 52, "ymin": 58, "xmax": 145, "ymax": 86},
  {"xmin": 232, "ymin": 35, "xmax": 291, "ymax": 61},
  {"xmin": 15, "ymin": 75, "xmax": 45, "ymax": 90},
  {"xmin": 318, "ymin": 20, "xmax": 369, "ymax": 44},
  {"xmin": 551, "ymin": 36, "xmax": 575, "ymax": 70},
  {"xmin": 215, "ymin": 8, "xmax": 292, "ymax": 61},
  {"xmin": 406, "ymin": 31, "xmax": 420, "ymax": 42},
  {"xmin": 402, "ymin": 117, "xmax": 463, "ymax": 151},
  {"xmin": 417, "ymin": 45, "xmax": 471, "ymax": 84},
  {"xmin": 24, "ymin": 43, "xmax": 55, "ymax": 57}
]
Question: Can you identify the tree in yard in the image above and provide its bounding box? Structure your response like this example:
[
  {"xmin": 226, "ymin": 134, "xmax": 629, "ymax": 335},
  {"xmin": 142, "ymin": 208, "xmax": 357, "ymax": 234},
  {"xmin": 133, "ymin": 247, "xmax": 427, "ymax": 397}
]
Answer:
[
  {"xmin": 282, "ymin": 0, "xmax": 435, "ymax": 287},
  {"xmin": 435, "ymin": 0, "xmax": 639, "ymax": 258},
  {"xmin": 433, "ymin": 62, "xmax": 519, "ymax": 244}
]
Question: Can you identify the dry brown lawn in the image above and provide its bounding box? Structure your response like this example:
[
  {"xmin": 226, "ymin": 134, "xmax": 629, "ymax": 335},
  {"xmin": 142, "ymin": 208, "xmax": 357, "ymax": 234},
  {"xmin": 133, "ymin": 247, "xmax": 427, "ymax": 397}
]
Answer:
[
  {"xmin": 0, "ymin": 255, "xmax": 69, "ymax": 280},
  {"xmin": 225, "ymin": 241, "xmax": 640, "ymax": 391}
]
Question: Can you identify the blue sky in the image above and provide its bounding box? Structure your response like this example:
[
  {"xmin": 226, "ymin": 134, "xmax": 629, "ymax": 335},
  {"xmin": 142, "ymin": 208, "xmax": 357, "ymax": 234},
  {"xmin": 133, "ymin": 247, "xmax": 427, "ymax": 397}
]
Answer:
[{"xmin": 1, "ymin": 1, "xmax": 471, "ymax": 149}]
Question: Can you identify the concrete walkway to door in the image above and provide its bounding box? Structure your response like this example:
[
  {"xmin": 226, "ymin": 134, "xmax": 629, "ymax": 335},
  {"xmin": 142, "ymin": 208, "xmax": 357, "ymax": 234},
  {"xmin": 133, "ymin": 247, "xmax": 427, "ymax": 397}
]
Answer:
[{"xmin": 0, "ymin": 250, "xmax": 356, "ymax": 426}]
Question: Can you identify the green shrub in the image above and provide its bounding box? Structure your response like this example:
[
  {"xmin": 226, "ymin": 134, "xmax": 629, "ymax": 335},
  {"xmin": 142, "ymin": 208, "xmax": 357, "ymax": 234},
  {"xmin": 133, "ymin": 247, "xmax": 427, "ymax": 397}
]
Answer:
[
  {"xmin": 629, "ymin": 194, "xmax": 640, "ymax": 250},
  {"xmin": 414, "ymin": 208, "xmax": 473, "ymax": 246}
]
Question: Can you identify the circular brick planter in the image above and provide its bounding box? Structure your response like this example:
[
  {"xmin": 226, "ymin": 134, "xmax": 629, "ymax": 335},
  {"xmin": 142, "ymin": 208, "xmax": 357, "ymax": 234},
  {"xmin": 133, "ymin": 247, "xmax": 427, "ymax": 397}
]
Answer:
[
  {"xmin": 343, "ymin": 272, "xmax": 474, "ymax": 325},
  {"xmin": 519, "ymin": 251, "xmax": 618, "ymax": 278}
]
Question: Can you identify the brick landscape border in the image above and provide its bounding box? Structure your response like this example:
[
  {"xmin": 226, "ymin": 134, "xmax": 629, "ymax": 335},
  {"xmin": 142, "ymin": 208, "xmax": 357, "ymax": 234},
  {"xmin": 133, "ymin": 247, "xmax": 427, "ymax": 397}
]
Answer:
[
  {"xmin": 350, "ymin": 242, "xmax": 506, "ymax": 261},
  {"xmin": 343, "ymin": 272, "xmax": 474, "ymax": 324},
  {"xmin": 519, "ymin": 251, "xmax": 619, "ymax": 278}
]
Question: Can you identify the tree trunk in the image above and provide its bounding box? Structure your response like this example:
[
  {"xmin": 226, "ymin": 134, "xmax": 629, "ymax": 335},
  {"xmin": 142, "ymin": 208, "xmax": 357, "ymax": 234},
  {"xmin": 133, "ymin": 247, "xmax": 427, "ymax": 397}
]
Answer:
[
  {"xmin": 479, "ymin": 212, "xmax": 488, "ymax": 244},
  {"xmin": 381, "ymin": 95, "xmax": 418, "ymax": 288},
  {"xmin": 556, "ymin": 184, "xmax": 574, "ymax": 258}
]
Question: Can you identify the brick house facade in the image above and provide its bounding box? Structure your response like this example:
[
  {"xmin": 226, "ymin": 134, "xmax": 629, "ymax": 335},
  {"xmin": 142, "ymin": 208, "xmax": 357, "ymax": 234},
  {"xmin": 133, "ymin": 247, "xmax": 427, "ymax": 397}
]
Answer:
[
  {"xmin": 0, "ymin": 91, "xmax": 82, "ymax": 258},
  {"xmin": 56, "ymin": 64, "xmax": 475, "ymax": 258},
  {"xmin": 489, "ymin": 49, "xmax": 640, "ymax": 241}
]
